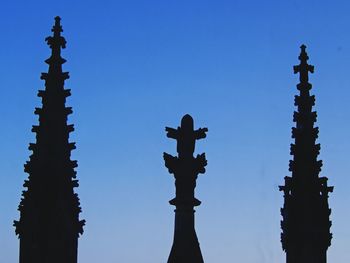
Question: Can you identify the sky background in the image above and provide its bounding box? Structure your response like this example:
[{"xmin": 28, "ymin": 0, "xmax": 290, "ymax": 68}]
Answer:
[{"xmin": 0, "ymin": 0, "xmax": 350, "ymax": 262}]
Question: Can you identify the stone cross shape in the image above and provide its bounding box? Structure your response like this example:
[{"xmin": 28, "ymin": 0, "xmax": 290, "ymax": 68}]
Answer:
[
  {"xmin": 293, "ymin": 44, "xmax": 314, "ymax": 83},
  {"xmin": 165, "ymin": 114, "xmax": 207, "ymax": 159}
]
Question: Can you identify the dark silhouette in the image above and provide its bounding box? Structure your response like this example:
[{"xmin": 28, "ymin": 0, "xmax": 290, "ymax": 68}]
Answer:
[
  {"xmin": 14, "ymin": 17, "xmax": 85, "ymax": 263},
  {"xmin": 279, "ymin": 45, "xmax": 333, "ymax": 263},
  {"xmin": 164, "ymin": 114, "xmax": 207, "ymax": 263}
]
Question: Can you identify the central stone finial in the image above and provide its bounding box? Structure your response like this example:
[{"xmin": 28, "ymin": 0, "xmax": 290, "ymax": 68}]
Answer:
[{"xmin": 164, "ymin": 114, "xmax": 207, "ymax": 263}]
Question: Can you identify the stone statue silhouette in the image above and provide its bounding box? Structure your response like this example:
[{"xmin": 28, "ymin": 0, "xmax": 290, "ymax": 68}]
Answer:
[{"xmin": 164, "ymin": 114, "xmax": 207, "ymax": 263}]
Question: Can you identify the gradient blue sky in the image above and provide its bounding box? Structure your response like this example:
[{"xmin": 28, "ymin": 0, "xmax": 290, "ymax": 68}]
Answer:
[{"xmin": 1, "ymin": 1, "xmax": 350, "ymax": 262}]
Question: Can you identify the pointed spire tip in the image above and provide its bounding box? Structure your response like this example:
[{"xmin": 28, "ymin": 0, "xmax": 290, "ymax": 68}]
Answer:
[
  {"xmin": 294, "ymin": 44, "xmax": 314, "ymax": 84},
  {"xmin": 297, "ymin": 44, "xmax": 311, "ymax": 64},
  {"xmin": 51, "ymin": 16, "xmax": 63, "ymax": 35}
]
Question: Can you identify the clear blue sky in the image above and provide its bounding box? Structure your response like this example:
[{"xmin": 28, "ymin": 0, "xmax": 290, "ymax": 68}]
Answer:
[{"xmin": 1, "ymin": 1, "xmax": 350, "ymax": 262}]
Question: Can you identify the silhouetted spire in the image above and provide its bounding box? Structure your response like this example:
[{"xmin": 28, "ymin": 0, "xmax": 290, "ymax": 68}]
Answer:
[
  {"xmin": 14, "ymin": 17, "xmax": 85, "ymax": 263},
  {"xmin": 279, "ymin": 45, "xmax": 333, "ymax": 263},
  {"xmin": 164, "ymin": 114, "xmax": 207, "ymax": 263}
]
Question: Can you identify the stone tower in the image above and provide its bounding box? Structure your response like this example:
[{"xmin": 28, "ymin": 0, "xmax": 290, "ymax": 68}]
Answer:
[
  {"xmin": 279, "ymin": 45, "xmax": 333, "ymax": 263},
  {"xmin": 14, "ymin": 17, "xmax": 85, "ymax": 263},
  {"xmin": 164, "ymin": 114, "xmax": 207, "ymax": 263}
]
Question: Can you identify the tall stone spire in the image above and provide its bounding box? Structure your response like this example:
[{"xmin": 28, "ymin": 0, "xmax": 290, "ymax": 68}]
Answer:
[
  {"xmin": 14, "ymin": 17, "xmax": 85, "ymax": 263},
  {"xmin": 279, "ymin": 45, "xmax": 333, "ymax": 263},
  {"xmin": 164, "ymin": 114, "xmax": 207, "ymax": 263}
]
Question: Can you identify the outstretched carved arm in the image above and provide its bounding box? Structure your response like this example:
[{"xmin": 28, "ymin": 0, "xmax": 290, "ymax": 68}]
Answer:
[
  {"xmin": 195, "ymin": 128, "xmax": 208, "ymax": 140},
  {"xmin": 165, "ymin": 127, "xmax": 179, "ymax": 139}
]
